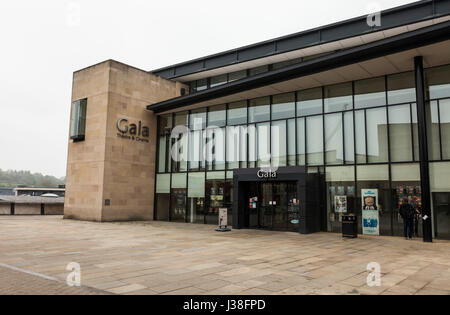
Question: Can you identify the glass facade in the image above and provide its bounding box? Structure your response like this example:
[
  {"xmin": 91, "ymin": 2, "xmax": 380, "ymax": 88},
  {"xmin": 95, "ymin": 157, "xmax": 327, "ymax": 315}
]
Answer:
[{"xmin": 156, "ymin": 64, "xmax": 450, "ymax": 240}]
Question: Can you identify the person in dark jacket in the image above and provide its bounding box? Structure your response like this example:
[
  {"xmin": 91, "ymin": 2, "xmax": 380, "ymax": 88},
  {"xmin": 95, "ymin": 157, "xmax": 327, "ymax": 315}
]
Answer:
[{"xmin": 399, "ymin": 199, "xmax": 415, "ymax": 240}]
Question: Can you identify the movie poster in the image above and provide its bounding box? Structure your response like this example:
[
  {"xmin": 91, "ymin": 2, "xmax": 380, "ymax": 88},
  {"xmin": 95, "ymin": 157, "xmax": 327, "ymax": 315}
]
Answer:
[
  {"xmin": 334, "ymin": 196, "xmax": 347, "ymax": 213},
  {"xmin": 361, "ymin": 189, "xmax": 380, "ymax": 236}
]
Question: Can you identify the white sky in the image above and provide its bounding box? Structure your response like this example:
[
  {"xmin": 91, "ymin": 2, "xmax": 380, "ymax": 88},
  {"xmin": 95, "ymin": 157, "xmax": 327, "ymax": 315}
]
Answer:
[{"xmin": 0, "ymin": 0, "xmax": 416, "ymax": 178}]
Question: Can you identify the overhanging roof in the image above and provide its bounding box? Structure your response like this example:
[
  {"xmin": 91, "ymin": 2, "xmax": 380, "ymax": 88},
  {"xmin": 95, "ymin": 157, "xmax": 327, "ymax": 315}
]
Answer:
[
  {"xmin": 151, "ymin": 0, "xmax": 450, "ymax": 80},
  {"xmin": 147, "ymin": 20, "xmax": 450, "ymax": 113}
]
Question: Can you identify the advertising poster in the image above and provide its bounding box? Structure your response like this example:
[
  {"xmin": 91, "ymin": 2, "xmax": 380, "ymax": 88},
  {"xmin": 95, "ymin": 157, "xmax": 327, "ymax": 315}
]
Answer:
[
  {"xmin": 334, "ymin": 196, "xmax": 347, "ymax": 213},
  {"xmin": 361, "ymin": 189, "xmax": 380, "ymax": 235},
  {"xmin": 218, "ymin": 208, "xmax": 228, "ymax": 227}
]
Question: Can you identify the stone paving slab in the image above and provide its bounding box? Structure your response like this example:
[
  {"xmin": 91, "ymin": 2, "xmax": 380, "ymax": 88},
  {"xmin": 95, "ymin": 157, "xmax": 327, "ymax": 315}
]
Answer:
[{"xmin": 0, "ymin": 216, "xmax": 450, "ymax": 295}]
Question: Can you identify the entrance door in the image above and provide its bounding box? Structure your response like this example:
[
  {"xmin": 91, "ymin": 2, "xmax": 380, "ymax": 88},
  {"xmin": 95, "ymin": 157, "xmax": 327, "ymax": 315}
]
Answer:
[
  {"xmin": 259, "ymin": 182, "xmax": 273, "ymax": 229},
  {"xmin": 246, "ymin": 181, "xmax": 296, "ymax": 230}
]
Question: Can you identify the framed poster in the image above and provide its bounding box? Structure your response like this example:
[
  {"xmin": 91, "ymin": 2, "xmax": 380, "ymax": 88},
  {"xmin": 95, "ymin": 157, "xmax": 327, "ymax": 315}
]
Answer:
[
  {"xmin": 361, "ymin": 189, "xmax": 380, "ymax": 236},
  {"xmin": 335, "ymin": 196, "xmax": 347, "ymax": 213}
]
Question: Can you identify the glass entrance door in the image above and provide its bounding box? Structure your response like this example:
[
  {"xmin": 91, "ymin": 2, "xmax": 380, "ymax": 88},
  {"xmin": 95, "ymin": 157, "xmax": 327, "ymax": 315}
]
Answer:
[
  {"xmin": 246, "ymin": 181, "xmax": 297, "ymax": 230},
  {"xmin": 259, "ymin": 182, "xmax": 273, "ymax": 229}
]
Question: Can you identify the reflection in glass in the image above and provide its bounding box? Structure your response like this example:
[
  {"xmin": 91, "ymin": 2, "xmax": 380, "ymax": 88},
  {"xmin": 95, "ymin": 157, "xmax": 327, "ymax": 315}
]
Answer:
[
  {"xmin": 257, "ymin": 123, "xmax": 271, "ymax": 167},
  {"xmin": 344, "ymin": 112, "xmax": 354, "ymax": 164},
  {"xmin": 208, "ymin": 104, "xmax": 226, "ymax": 127},
  {"xmin": 354, "ymin": 77, "xmax": 386, "ymax": 109},
  {"xmin": 389, "ymin": 104, "xmax": 413, "ymax": 162},
  {"xmin": 271, "ymin": 120, "xmax": 287, "ymax": 167},
  {"xmin": 387, "ymin": 72, "xmax": 416, "ymax": 104},
  {"xmin": 306, "ymin": 116, "xmax": 323, "ymax": 165},
  {"xmin": 425, "ymin": 64, "xmax": 450, "ymax": 100},
  {"xmin": 288, "ymin": 119, "xmax": 296, "ymax": 166},
  {"xmin": 366, "ymin": 107, "xmax": 388, "ymax": 163},
  {"xmin": 272, "ymin": 93, "xmax": 295, "ymax": 120},
  {"xmin": 440, "ymin": 99, "xmax": 450, "ymax": 160},
  {"xmin": 426, "ymin": 101, "xmax": 441, "ymax": 161},
  {"xmin": 297, "ymin": 87, "xmax": 323, "ymax": 116},
  {"xmin": 297, "ymin": 118, "xmax": 306, "ymax": 165},
  {"xmin": 249, "ymin": 97, "xmax": 270, "ymax": 123},
  {"xmin": 355, "ymin": 110, "xmax": 366, "ymax": 163},
  {"xmin": 227, "ymin": 101, "xmax": 247, "ymax": 125},
  {"xmin": 324, "ymin": 83, "xmax": 353, "ymax": 112},
  {"xmin": 325, "ymin": 113, "xmax": 343, "ymax": 165}
]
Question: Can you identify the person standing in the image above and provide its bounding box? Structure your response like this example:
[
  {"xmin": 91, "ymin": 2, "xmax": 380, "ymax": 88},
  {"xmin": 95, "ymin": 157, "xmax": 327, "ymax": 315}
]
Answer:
[{"xmin": 399, "ymin": 199, "xmax": 415, "ymax": 240}]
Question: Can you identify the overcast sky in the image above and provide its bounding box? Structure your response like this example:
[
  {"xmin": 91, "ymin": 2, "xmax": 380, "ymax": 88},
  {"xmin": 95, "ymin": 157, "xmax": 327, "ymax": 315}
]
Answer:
[{"xmin": 0, "ymin": 0, "xmax": 416, "ymax": 178}]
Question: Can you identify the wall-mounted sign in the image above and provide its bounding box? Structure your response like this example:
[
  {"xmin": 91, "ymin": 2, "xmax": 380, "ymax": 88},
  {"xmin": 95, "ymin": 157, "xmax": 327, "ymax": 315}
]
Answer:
[
  {"xmin": 117, "ymin": 118, "xmax": 150, "ymax": 143},
  {"xmin": 361, "ymin": 189, "xmax": 380, "ymax": 236},
  {"xmin": 257, "ymin": 170, "xmax": 277, "ymax": 179}
]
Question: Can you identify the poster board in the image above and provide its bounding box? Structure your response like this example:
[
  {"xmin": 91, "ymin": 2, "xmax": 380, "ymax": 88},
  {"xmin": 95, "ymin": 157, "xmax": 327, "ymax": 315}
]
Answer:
[
  {"xmin": 334, "ymin": 196, "xmax": 347, "ymax": 213},
  {"xmin": 361, "ymin": 189, "xmax": 380, "ymax": 236},
  {"xmin": 218, "ymin": 208, "xmax": 228, "ymax": 227}
]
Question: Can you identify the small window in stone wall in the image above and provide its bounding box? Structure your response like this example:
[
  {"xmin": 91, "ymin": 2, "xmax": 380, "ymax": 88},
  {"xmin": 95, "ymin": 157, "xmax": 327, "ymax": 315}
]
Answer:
[{"xmin": 70, "ymin": 98, "xmax": 87, "ymax": 142}]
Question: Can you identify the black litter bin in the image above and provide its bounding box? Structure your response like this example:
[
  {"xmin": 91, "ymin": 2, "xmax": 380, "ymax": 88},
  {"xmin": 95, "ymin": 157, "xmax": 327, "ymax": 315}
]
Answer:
[{"xmin": 342, "ymin": 214, "xmax": 358, "ymax": 238}]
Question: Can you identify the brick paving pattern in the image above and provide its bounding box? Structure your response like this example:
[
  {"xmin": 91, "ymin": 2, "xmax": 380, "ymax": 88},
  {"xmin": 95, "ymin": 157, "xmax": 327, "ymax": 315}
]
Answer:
[
  {"xmin": 0, "ymin": 265, "xmax": 106, "ymax": 295},
  {"xmin": 0, "ymin": 216, "xmax": 449, "ymax": 295}
]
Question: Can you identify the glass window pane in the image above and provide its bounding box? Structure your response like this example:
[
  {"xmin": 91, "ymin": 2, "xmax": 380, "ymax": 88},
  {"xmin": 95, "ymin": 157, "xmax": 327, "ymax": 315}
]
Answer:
[
  {"xmin": 272, "ymin": 58, "xmax": 302, "ymax": 70},
  {"xmin": 297, "ymin": 87, "xmax": 323, "ymax": 116},
  {"xmin": 208, "ymin": 104, "xmax": 226, "ymax": 127},
  {"xmin": 344, "ymin": 112, "xmax": 354, "ymax": 164},
  {"xmin": 257, "ymin": 122, "xmax": 271, "ymax": 167},
  {"xmin": 248, "ymin": 124, "xmax": 256, "ymax": 168},
  {"xmin": 411, "ymin": 103, "xmax": 420, "ymax": 161},
  {"xmin": 196, "ymin": 78, "xmax": 208, "ymax": 91},
  {"xmin": 158, "ymin": 135, "xmax": 167, "ymax": 173},
  {"xmin": 387, "ymin": 71, "xmax": 416, "ymax": 104},
  {"xmin": 426, "ymin": 101, "xmax": 441, "ymax": 160},
  {"xmin": 249, "ymin": 97, "xmax": 270, "ymax": 123},
  {"xmin": 271, "ymin": 120, "xmax": 287, "ymax": 167},
  {"xmin": 325, "ymin": 113, "xmax": 343, "ymax": 165},
  {"xmin": 425, "ymin": 65, "xmax": 450, "ymax": 100},
  {"xmin": 272, "ymin": 92, "xmax": 295, "ymax": 120},
  {"xmin": 297, "ymin": 118, "xmax": 305, "ymax": 165},
  {"xmin": 206, "ymin": 127, "xmax": 225, "ymax": 171},
  {"xmin": 210, "ymin": 74, "xmax": 228, "ymax": 88},
  {"xmin": 288, "ymin": 119, "xmax": 296, "ymax": 166},
  {"xmin": 354, "ymin": 77, "xmax": 386, "ymax": 109},
  {"xmin": 440, "ymin": 99, "xmax": 450, "ymax": 160},
  {"xmin": 389, "ymin": 104, "xmax": 413, "ymax": 162},
  {"xmin": 325, "ymin": 166, "xmax": 355, "ymax": 233},
  {"xmin": 324, "ymin": 83, "xmax": 353, "ymax": 112},
  {"xmin": 188, "ymin": 130, "xmax": 203, "ymax": 170},
  {"xmin": 189, "ymin": 81, "xmax": 197, "ymax": 93},
  {"xmin": 355, "ymin": 110, "xmax": 366, "ymax": 163},
  {"xmin": 156, "ymin": 174, "xmax": 171, "ymax": 194},
  {"xmin": 189, "ymin": 109, "xmax": 206, "ymax": 130},
  {"xmin": 226, "ymin": 126, "xmax": 241, "ymax": 169},
  {"xmin": 70, "ymin": 99, "xmax": 87, "ymax": 141},
  {"xmin": 188, "ymin": 173, "xmax": 205, "ymax": 197},
  {"xmin": 249, "ymin": 65, "xmax": 269, "ymax": 76},
  {"xmin": 228, "ymin": 70, "xmax": 247, "ymax": 82},
  {"xmin": 356, "ymin": 164, "xmax": 390, "ymax": 236},
  {"xmin": 306, "ymin": 116, "xmax": 323, "ymax": 165},
  {"xmin": 172, "ymin": 173, "xmax": 187, "ymax": 188},
  {"xmin": 366, "ymin": 107, "xmax": 388, "ymax": 163},
  {"xmin": 227, "ymin": 101, "xmax": 247, "ymax": 125},
  {"xmin": 174, "ymin": 111, "xmax": 188, "ymax": 127}
]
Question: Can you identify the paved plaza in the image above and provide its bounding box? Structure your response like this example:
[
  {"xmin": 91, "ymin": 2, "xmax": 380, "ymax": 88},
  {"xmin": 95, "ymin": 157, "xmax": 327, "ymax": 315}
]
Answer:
[{"xmin": 0, "ymin": 216, "xmax": 449, "ymax": 295}]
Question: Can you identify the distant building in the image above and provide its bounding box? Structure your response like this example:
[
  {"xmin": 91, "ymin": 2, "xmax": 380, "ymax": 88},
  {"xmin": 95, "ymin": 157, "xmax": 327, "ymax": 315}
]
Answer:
[
  {"xmin": 14, "ymin": 186, "xmax": 65, "ymax": 197},
  {"xmin": 0, "ymin": 195, "xmax": 64, "ymax": 215}
]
